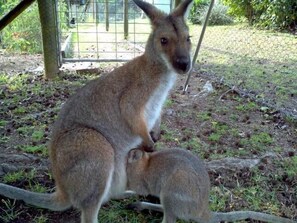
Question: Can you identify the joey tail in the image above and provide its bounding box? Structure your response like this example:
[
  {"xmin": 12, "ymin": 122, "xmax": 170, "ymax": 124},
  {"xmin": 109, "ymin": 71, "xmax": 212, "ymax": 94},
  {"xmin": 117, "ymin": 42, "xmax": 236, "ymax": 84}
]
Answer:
[
  {"xmin": 209, "ymin": 211, "xmax": 297, "ymax": 223},
  {"xmin": 0, "ymin": 183, "xmax": 71, "ymax": 211}
]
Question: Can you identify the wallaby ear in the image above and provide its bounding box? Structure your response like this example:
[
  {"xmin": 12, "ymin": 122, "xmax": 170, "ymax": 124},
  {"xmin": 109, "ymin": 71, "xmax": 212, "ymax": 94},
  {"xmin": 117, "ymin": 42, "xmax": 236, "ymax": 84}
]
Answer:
[
  {"xmin": 133, "ymin": 0, "xmax": 166, "ymax": 23},
  {"xmin": 128, "ymin": 149, "xmax": 144, "ymax": 163},
  {"xmin": 171, "ymin": 0, "xmax": 193, "ymax": 18}
]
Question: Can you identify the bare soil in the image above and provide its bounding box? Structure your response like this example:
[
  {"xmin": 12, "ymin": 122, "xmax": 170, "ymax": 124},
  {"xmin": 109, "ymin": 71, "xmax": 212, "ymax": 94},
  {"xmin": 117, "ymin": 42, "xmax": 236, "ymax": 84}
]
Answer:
[{"xmin": 0, "ymin": 53, "xmax": 296, "ymax": 222}]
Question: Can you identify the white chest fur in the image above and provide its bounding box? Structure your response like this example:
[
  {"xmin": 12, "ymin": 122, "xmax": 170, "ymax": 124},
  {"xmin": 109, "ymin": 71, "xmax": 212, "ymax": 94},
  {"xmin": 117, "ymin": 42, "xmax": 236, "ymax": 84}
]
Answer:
[{"xmin": 144, "ymin": 71, "xmax": 177, "ymax": 130}]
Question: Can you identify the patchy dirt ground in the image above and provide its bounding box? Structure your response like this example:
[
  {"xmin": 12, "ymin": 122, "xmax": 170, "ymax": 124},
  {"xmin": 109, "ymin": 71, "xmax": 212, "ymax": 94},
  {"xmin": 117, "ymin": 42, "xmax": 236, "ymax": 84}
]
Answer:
[{"xmin": 0, "ymin": 53, "xmax": 296, "ymax": 222}]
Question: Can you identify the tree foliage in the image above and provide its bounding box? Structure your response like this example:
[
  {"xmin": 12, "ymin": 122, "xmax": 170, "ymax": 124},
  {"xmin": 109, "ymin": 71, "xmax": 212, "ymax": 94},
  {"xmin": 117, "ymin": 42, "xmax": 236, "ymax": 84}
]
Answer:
[
  {"xmin": 0, "ymin": 0, "xmax": 69, "ymax": 53},
  {"xmin": 189, "ymin": 0, "xmax": 211, "ymax": 24},
  {"xmin": 0, "ymin": 1, "xmax": 42, "ymax": 53},
  {"xmin": 222, "ymin": 0, "xmax": 297, "ymax": 31}
]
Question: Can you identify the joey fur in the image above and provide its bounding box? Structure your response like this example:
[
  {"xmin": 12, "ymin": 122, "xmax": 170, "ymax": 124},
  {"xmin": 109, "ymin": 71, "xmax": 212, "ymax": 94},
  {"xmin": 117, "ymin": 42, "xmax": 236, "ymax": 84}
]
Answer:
[
  {"xmin": 126, "ymin": 148, "xmax": 297, "ymax": 223},
  {"xmin": 0, "ymin": 0, "xmax": 193, "ymax": 222}
]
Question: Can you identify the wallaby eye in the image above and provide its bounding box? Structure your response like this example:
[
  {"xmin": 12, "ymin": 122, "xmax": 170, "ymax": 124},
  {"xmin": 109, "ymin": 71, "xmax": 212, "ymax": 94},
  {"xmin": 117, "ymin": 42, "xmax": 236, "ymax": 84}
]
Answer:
[
  {"xmin": 160, "ymin": 37, "xmax": 168, "ymax": 45},
  {"xmin": 187, "ymin": 36, "xmax": 191, "ymax": 42}
]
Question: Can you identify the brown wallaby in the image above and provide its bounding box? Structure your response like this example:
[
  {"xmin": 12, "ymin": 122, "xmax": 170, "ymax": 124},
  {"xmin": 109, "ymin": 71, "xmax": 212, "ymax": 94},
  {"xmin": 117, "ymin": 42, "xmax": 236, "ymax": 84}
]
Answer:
[
  {"xmin": 0, "ymin": 0, "xmax": 193, "ymax": 222},
  {"xmin": 126, "ymin": 148, "xmax": 297, "ymax": 223}
]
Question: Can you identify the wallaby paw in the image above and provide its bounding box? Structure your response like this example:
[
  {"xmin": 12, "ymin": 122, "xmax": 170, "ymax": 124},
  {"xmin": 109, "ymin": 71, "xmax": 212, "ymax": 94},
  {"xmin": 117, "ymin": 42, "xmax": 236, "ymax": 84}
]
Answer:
[
  {"xmin": 150, "ymin": 130, "xmax": 161, "ymax": 143},
  {"xmin": 141, "ymin": 143, "xmax": 155, "ymax": 152}
]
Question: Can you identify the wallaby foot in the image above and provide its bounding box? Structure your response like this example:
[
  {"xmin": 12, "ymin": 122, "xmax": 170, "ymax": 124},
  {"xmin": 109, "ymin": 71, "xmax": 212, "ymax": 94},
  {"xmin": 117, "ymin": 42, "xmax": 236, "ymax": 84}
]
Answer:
[{"xmin": 81, "ymin": 203, "xmax": 101, "ymax": 223}]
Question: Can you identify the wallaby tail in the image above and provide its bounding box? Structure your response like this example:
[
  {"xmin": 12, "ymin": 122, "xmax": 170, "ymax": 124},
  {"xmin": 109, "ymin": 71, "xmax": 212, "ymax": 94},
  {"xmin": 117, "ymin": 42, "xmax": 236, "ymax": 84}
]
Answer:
[
  {"xmin": 209, "ymin": 211, "xmax": 297, "ymax": 223},
  {"xmin": 0, "ymin": 183, "xmax": 71, "ymax": 211}
]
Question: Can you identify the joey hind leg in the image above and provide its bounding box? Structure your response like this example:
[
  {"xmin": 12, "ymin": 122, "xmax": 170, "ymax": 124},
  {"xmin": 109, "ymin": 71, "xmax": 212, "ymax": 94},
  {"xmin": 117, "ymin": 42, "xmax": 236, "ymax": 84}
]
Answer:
[{"xmin": 53, "ymin": 128, "xmax": 115, "ymax": 223}]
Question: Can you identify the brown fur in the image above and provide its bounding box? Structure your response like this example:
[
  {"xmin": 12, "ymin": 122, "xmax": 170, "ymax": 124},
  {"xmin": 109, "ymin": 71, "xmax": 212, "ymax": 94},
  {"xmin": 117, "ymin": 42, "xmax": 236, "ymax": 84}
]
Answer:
[
  {"xmin": 126, "ymin": 148, "xmax": 211, "ymax": 223},
  {"xmin": 126, "ymin": 148, "xmax": 297, "ymax": 223},
  {"xmin": 0, "ymin": 1, "xmax": 193, "ymax": 222}
]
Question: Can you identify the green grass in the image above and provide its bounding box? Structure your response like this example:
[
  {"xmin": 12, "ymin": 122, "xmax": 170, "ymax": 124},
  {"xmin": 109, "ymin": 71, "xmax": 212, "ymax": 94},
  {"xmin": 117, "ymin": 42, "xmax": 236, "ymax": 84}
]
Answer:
[
  {"xmin": 3, "ymin": 170, "xmax": 27, "ymax": 184},
  {"xmin": 190, "ymin": 24, "xmax": 297, "ymax": 114},
  {"xmin": 0, "ymin": 199, "xmax": 24, "ymax": 223},
  {"xmin": 20, "ymin": 145, "xmax": 48, "ymax": 156}
]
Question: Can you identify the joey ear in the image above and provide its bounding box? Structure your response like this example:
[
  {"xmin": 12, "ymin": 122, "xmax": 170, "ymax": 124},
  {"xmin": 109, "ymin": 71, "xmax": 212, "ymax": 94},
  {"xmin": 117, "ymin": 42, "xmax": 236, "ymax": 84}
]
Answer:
[
  {"xmin": 133, "ymin": 0, "xmax": 166, "ymax": 23},
  {"xmin": 128, "ymin": 149, "xmax": 144, "ymax": 163},
  {"xmin": 171, "ymin": 0, "xmax": 193, "ymax": 18}
]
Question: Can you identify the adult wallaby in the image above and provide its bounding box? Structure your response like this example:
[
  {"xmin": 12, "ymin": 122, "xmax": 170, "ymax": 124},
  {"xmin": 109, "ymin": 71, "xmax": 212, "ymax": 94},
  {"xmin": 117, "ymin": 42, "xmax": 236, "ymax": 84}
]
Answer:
[
  {"xmin": 126, "ymin": 148, "xmax": 297, "ymax": 223},
  {"xmin": 0, "ymin": 0, "xmax": 193, "ymax": 222}
]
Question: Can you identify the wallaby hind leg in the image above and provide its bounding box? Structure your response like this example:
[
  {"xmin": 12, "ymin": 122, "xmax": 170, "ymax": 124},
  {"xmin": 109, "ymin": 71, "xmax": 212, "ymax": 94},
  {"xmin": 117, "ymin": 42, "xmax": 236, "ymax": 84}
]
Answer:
[
  {"xmin": 81, "ymin": 204, "xmax": 101, "ymax": 223},
  {"xmin": 162, "ymin": 212, "xmax": 177, "ymax": 223},
  {"xmin": 52, "ymin": 127, "xmax": 115, "ymax": 223}
]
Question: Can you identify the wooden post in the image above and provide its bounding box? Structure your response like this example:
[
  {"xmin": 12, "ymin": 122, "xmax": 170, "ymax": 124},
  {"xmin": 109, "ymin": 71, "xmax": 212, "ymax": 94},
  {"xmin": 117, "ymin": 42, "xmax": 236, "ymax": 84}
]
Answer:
[{"xmin": 37, "ymin": 0, "xmax": 60, "ymax": 79}]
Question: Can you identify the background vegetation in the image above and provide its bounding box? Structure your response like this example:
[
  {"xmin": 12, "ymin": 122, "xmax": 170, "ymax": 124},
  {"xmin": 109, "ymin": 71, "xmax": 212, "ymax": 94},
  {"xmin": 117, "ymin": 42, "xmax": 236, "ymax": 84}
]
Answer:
[
  {"xmin": 189, "ymin": 0, "xmax": 297, "ymax": 31},
  {"xmin": 0, "ymin": 1, "xmax": 42, "ymax": 53}
]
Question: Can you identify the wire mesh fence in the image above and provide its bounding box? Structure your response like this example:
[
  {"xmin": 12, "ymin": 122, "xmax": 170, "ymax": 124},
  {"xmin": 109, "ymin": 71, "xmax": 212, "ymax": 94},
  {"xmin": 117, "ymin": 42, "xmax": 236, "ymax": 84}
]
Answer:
[
  {"xmin": 191, "ymin": 25, "xmax": 297, "ymax": 119},
  {"xmin": 58, "ymin": 0, "xmax": 173, "ymax": 62}
]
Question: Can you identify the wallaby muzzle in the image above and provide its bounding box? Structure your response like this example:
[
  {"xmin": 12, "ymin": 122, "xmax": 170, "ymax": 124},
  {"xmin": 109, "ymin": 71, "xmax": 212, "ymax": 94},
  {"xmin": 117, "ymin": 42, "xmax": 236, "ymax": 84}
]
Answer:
[{"xmin": 173, "ymin": 55, "xmax": 191, "ymax": 73}]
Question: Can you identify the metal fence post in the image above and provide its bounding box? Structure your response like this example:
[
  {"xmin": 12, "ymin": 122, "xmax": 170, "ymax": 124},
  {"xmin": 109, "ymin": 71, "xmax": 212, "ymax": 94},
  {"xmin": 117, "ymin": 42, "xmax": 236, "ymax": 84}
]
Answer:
[
  {"xmin": 38, "ymin": 0, "xmax": 60, "ymax": 79},
  {"xmin": 124, "ymin": 0, "xmax": 128, "ymax": 39}
]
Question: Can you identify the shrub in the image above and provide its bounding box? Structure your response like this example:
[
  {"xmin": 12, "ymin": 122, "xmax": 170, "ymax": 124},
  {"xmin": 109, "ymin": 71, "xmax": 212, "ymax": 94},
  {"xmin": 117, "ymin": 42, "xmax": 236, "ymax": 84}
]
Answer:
[
  {"xmin": 1, "ymin": 0, "xmax": 68, "ymax": 53},
  {"xmin": 189, "ymin": 0, "xmax": 210, "ymax": 24},
  {"xmin": 254, "ymin": 0, "xmax": 297, "ymax": 31},
  {"xmin": 1, "ymin": 1, "xmax": 42, "ymax": 53},
  {"xmin": 222, "ymin": 0, "xmax": 297, "ymax": 31},
  {"xmin": 200, "ymin": 2, "xmax": 234, "ymax": 25}
]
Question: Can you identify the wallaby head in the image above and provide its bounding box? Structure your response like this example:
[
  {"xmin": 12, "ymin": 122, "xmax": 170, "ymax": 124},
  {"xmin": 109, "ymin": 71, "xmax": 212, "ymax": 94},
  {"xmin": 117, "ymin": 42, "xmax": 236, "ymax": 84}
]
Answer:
[
  {"xmin": 133, "ymin": 0, "xmax": 193, "ymax": 74},
  {"xmin": 126, "ymin": 149, "xmax": 149, "ymax": 192}
]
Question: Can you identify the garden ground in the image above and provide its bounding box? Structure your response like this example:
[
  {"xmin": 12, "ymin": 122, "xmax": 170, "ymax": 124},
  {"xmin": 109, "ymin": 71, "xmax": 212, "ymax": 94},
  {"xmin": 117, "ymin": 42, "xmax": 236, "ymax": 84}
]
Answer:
[{"xmin": 0, "ymin": 52, "xmax": 296, "ymax": 222}]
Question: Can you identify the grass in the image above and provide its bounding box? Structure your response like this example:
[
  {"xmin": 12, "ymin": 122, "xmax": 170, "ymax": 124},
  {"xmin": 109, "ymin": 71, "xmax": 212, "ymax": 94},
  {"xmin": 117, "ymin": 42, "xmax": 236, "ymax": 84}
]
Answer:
[
  {"xmin": 3, "ymin": 170, "xmax": 27, "ymax": 184},
  {"xmin": 19, "ymin": 145, "xmax": 48, "ymax": 156},
  {"xmin": 189, "ymin": 24, "xmax": 297, "ymax": 115},
  {"xmin": 0, "ymin": 199, "xmax": 24, "ymax": 223}
]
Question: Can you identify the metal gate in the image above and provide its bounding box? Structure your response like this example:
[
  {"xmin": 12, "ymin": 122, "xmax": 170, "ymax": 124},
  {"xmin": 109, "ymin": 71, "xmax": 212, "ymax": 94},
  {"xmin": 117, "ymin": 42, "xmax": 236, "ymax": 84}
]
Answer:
[{"xmin": 58, "ymin": 0, "xmax": 173, "ymax": 62}]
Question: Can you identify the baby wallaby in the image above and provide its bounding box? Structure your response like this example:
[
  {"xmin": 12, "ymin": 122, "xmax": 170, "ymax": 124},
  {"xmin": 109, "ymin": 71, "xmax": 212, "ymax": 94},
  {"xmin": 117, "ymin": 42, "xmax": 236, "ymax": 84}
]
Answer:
[
  {"xmin": 126, "ymin": 148, "xmax": 297, "ymax": 223},
  {"xmin": 0, "ymin": 1, "xmax": 193, "ymax": 222}
]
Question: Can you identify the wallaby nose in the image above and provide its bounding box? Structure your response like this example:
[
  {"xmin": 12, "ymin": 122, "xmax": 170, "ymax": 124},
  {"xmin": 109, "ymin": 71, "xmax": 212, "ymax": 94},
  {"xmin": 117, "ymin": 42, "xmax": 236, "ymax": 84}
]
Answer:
[{"xmin": 175, "ymin": 56, "xmax": 191, "ymax": 73}]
